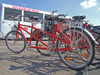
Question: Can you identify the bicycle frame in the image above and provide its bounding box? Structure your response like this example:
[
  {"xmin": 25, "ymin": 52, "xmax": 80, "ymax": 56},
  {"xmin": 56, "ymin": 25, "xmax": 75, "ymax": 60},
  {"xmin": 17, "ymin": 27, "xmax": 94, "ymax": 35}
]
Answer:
[{"xmin": 16, "ymin": 21, "xmax": 72, "ymax": 51}]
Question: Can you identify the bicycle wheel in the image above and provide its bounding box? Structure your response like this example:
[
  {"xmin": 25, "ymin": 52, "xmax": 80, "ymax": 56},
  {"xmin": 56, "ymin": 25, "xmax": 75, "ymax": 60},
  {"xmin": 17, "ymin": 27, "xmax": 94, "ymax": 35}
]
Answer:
[
  {"xmin": 36, "ymin": 34, "xmax": 50, "ymax": 56},
  {"xmin": 57, "ymin": 27, "xmax": 95, "ymax": 70},
  {"xmin": 5, "ymin": 31, "xmax": 26, "ymax": 53},
  {"xmin": 90, "ymin": 32, "xmax": 100, "ymax": 64}
]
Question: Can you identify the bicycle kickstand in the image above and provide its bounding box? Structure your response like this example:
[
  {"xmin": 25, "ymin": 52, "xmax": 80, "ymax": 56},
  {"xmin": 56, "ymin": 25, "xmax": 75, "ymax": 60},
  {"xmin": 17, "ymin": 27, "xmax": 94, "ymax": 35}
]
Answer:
[
  {"xmin": 48, "ymin": 52, "xmax": 56, "ymax": 66},
  {"xmin": 85, "ymin": 59, "xmax": 88, "ymax": 75}
]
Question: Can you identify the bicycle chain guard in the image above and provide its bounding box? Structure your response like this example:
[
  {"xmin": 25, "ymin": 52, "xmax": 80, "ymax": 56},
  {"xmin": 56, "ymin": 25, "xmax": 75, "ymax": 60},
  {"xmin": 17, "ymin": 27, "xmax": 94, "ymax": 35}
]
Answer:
[
  {"xmin": 26, "ymin": 43, "xmax": 32, "ymax": 51},
  {"xmin": 47, "ymin": 42, "xmax": 56, "ymax": 56}
]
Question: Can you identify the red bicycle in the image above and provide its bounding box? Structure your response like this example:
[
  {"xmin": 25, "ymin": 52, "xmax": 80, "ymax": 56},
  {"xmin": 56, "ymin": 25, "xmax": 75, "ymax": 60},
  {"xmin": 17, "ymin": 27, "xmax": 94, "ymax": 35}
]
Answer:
[{"xmin": 5, "ymin": 10, "xmax": 95, "ymax": 70}]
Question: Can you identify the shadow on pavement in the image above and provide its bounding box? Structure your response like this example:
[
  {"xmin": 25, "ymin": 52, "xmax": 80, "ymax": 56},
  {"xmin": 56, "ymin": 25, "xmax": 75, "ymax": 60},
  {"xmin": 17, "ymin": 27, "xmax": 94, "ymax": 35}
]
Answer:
[
  {"xmin": 0, "ymin": 52, "xmax": 71, "ymax": 75},
  {"xmin": 0, "ymin": 50, "xmax": 100, "ymax": 75}
]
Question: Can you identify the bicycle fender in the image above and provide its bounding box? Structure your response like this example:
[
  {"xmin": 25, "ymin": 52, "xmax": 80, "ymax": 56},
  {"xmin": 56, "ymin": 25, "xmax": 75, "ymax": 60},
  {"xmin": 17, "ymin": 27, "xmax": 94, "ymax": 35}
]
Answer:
[{"xmin": 84, "ymin": 29, "xmax": 98, "ymax": 44}]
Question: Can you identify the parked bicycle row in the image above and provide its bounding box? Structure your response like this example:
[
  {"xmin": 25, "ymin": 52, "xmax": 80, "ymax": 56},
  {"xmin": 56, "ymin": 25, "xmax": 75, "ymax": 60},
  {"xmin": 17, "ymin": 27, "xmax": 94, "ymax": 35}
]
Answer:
[{"xmin": 5, "ymin": 10, "xmax": 100, "ymax": 70}]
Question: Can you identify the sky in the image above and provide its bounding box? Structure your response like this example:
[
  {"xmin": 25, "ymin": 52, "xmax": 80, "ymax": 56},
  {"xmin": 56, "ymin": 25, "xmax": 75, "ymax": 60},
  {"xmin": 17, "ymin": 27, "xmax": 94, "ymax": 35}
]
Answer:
[{"xmin": 0, "ymin": 0, "xmax": 100, "ymax": 26}]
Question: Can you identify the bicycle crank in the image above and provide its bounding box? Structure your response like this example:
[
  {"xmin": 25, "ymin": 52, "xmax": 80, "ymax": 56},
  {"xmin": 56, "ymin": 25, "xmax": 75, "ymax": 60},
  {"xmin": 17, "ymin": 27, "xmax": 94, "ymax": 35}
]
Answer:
[
  {"xmin": 26, "ymin": 43, "xmax": 32, "ymax": 51},
  {"xmin": 47, "ymin": 43, "xmax": 56, "ymax": 56}
]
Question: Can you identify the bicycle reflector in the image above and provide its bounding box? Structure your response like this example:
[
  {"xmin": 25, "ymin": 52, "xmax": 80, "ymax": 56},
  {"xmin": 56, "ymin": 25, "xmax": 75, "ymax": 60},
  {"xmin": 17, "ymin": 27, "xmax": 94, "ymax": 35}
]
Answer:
[
  {"xmin": 39, "ymin": 44, "xmax": 41, "ymax": 47},
  {"xmin": 81, "ymin": 52, "xmax": 86, "ymax": 58},
  {"xmin": 65, "ymin": 57, "xmax": 70, "ymax": 61},
  {"xmin": 84, "ymin": 23, "xmax": 88, "ymax": 27},
  {"xmin": 17, "ymin": 34, "xmax": 19, "ymax": 38}
]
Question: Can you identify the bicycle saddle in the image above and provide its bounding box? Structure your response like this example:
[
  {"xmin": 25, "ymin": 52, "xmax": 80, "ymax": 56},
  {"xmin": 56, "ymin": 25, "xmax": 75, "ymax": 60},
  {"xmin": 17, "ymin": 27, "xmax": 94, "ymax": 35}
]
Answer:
[
  {"xmin": 45, "ymin": 14, "xmax": 66, "ymax": 21},
  {"xmin": 72, "ymin": 15, "xmax": 86, "ymax": 20},
  {"xmin": 93, "ymin": 26, "xmax": 100, "ymax": 30},
  {"xmin": 45, "ymin": 15, "xmax": 53, "ymax": 21}
]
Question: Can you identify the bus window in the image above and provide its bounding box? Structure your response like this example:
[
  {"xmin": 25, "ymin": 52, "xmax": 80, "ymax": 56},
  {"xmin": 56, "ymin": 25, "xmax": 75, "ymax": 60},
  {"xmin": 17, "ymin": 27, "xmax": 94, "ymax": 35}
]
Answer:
[
  {"xmin": 44, "ymin": 14, "xmax": 52, "ymax": 32},
  {"xmin": 4, "ymin": 7, "xmax": 22, "ymax": 21},
  {"xmin": 24, "ymin": 11, "xmax": 43, "ymax": 22}
]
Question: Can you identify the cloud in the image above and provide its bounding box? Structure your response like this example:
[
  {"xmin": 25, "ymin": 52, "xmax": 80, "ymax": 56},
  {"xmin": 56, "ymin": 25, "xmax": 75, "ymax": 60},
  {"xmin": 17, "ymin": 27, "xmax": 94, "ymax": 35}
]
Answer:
[
  {"xmin": 80, "ymin": 0, "xmax": 97, "ymax": 9},
  {"xmin": 22, "ymin": 4, "xmax": 27, "ymax": 6},
  {"xmin": 96, "ymin": 19, "xmax": 99, "ymax": 21}
]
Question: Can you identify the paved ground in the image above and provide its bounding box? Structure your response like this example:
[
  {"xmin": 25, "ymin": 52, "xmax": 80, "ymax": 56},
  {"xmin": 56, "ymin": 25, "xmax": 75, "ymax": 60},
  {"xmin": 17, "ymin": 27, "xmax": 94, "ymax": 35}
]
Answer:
[{"xmin": 0, "ymin": 40, "xmax": 100, "ymax": 75}]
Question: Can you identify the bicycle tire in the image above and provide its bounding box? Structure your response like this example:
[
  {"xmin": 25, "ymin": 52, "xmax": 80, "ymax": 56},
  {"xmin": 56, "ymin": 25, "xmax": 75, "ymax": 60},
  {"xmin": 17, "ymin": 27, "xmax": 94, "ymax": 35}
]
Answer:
[
  {"xmin": 89, "ymin": 32, "xmax": 100, "ymax": 64},
  {"xmin": 36, "ymin": 34, "xmax": 50, "ymax": 56},
  {"xmin": 5, "ymin": 31, "xmax": 26, "ymax": 54},
  {"xmin": 57, "ymin": 27, "xmax": 95, "ymax": 70}
]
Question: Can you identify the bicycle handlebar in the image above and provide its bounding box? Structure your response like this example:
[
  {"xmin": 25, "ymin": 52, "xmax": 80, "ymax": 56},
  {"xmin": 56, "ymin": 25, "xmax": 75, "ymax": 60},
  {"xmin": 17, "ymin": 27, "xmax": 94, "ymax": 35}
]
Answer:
[{"xmin": 52, "ymin": 10, "xmax": 58, "ymax": 14}]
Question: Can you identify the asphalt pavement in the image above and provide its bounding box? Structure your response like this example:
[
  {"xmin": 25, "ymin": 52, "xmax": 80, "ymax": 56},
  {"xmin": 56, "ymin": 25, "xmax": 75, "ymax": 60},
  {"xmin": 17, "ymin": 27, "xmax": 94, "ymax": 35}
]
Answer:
[{"xmin": 0, "ymin": 40, "xmax": 100, "ymax": 75}]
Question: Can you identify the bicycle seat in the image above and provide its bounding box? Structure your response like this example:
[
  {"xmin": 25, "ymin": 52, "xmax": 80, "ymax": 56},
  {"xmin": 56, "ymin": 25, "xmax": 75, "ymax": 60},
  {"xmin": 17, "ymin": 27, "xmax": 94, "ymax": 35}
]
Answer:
[
  {"xmin": 45, "ymin": 15, "xmax": 66, "ymax": 22},
  {"xmin": 30, "ymin": 16, "xmax": 39, "ymax": 21},
  {"xmin": 45, "ymin": 15, "xmax": 53, "ymax": 21},
  {"xmin": 93, "ymin": 26, "xmax": 100, "ymax": 29},
  {"xmin": 72, "ymin": 15, "xmax": 86, "ymax": 20}
]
